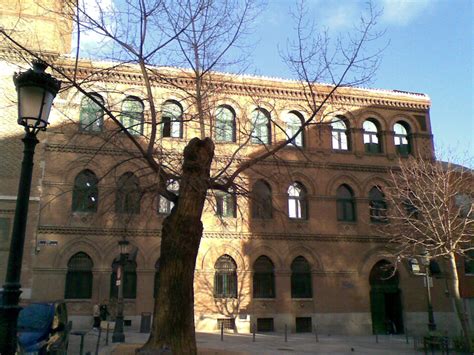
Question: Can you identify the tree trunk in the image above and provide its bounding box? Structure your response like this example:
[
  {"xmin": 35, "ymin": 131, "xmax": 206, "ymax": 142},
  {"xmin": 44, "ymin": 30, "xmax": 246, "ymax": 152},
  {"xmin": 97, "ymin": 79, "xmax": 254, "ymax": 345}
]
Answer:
[
  {"xmin": 447, "ymin": 252, "xmax": 473, "ymax": 352},
  {"xmin": 140, "ymin": 138, "xmax": 214, "ymax": 354}
]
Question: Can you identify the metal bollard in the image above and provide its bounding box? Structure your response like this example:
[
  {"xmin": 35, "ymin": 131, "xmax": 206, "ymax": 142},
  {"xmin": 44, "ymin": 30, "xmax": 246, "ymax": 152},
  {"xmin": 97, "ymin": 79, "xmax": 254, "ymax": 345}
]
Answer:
[
  {"xmin": 105, "ymin": 322, "xmax": 110, "ymax": 345},
  {"xmin": 220, "ymin": 321, "xmax": 224, "ymax": 341},
  {"xmin": 284, "ymin": 324, "xmax": 287, "ymax": 342},
  {"xmin": 405, "ymin": 328, "xmax": 409, "ymax": 344},
  {"xmin": 375, "ymin": 333, "xmax": 378, "ymax": 343},
  {"xmin": 313, "ymin": 324, "xmax": 319, "ymax": 343},
  {"xmin": 95, "ymin": 327, "xmax": 102, "ymax": 355},
  {"xmin": 252, "ymin": 323, "xmax": 256, "ymax": 342}
]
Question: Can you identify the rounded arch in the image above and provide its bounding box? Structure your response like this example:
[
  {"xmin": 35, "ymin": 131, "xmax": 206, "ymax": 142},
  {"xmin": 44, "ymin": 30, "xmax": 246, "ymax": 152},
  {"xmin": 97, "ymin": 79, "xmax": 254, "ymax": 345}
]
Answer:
[
  {"xmin": 198, "ymin": 243, "xmax": 247, "ymax": 271},
  {"xmin": 213, "ymin": 98, "xmax": 244, "ymax": 117},
  {"xmin": 358, "ymin": 247, "xmax": 401, "ymax": 278},
  {"xmin": 53, "ymin": 238, "xmax": 103, "ymax": 270},
  {"xmin": 142, "ymin": 241, "xmax": 162, "ymax": 270},
  {"xmin": 321, "ymin": 107, "xmax": 356, "ymax": 125},
  {"xmin": 101, "ymin": 240, "xmax": 146, "ymax": 271},
  {"xmin": 285, "ymin": 171, "xmax": 318, "ymax": 196},
  {"xmin": 361, "ymin": 176, "xmax": 390, "ymax": 196},
  {"xmin": 388, "ymin": 114, "xmax": 417, "ymax": 133},
  {"xmin": 358, "ymin": 111, "xmax": 387, "ymax": 130},
  {"xmin": 284, "ymin": 244, "xmax": 324, "ymax": 272},
  {"xmin": 326, "ymin": 174, "xmax": 361, "ymax": 196},
  {"xmin": 246, "ymin": 243, "xmax": 285, "ymax": 271}
]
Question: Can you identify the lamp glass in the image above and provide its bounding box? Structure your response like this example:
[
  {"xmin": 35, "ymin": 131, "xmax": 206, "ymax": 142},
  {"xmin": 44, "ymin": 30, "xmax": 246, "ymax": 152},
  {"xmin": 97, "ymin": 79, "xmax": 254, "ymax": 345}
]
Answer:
[
  {"xmin": 119, "ymin": 240, "xmax": 129, "ymax": 255},
  {"xmin": 18, "ymin": 85, "xmax": 54, "ymax": 128}
]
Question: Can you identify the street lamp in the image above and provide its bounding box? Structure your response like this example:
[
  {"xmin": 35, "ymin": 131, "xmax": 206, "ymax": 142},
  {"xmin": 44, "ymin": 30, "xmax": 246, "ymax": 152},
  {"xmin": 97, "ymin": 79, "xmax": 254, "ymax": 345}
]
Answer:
[
  {"xmin": 416, "ymin": 248, "xmax": 437, "ymax": 332},
  {"xmin": 0, "ymin": 60, "xmax": 61, "ymax": 355},
  {"xmin": 112, "ymin": 238, "xmax": 130, "ymax": 343}
]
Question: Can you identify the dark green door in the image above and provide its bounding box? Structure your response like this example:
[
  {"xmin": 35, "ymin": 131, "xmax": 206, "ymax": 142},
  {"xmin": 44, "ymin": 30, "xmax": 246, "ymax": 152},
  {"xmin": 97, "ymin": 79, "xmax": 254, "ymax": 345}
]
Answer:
[{"xmin": 369, "ymin": 260, "xmax": 404, "ymax": 334}]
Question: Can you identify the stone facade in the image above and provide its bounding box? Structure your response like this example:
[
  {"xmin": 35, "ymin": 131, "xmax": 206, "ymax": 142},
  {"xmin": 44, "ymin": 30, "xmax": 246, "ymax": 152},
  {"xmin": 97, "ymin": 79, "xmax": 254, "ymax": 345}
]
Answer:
[{"xmin": 0, "ymin": 0, "xmax": 468, "ymax": 336}]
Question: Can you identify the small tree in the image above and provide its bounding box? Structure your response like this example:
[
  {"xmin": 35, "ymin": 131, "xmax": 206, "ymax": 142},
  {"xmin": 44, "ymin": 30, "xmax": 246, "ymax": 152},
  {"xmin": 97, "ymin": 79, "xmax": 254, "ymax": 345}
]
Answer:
[{"xmin": 383, "ymin": 157, "xmax": 473, "ymax": 351}]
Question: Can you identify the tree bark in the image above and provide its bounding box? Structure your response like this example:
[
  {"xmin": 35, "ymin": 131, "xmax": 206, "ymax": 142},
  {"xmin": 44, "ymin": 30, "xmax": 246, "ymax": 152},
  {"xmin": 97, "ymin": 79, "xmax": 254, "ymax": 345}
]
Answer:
[
  {"xmin": 140, "ymin": 138, "xmax": 214, "ymax": 354},
  {"xmin": 447, "ymin": 252, "xmax": 473, "ymax": 352}
]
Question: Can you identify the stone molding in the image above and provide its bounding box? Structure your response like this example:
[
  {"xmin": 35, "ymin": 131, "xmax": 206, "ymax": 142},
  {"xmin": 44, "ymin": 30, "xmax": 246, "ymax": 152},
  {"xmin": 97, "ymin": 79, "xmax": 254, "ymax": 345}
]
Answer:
[{"xmin": 37, "ymin": 225, "xmax": 387, "ymax": 243}]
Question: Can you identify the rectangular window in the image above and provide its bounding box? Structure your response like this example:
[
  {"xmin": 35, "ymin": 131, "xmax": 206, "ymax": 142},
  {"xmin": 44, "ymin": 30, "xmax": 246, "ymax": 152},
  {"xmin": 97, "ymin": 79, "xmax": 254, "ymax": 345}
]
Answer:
[
  {"xmin": 217, "ymin": 318, "xmax": 235, "ymax": 330},
  {"xmin": 257, "ymin": 318, "xmax": 274, "ymax": 332},
  {"xmin": 0, "ymin": 218, "xmax": 10, "ymax": 242},
  {"xmin": 295, "ymin": 317, "xmax": 312, "ymax": 333}
]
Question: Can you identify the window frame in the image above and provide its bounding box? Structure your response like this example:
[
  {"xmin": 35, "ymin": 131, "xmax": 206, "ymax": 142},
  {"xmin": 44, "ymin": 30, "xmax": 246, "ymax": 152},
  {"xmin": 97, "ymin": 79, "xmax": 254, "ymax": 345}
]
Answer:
[
  {"xmin": 253, "ymin": 255, "xmax": 275, "ymax": 298},
  {"xmin": 336, "ymin": 184, "xmax": 356, "ymax": 222},
  {"xmin": 158, "ymin": 180, "xmax": 179, "ymax": 215},
  {"xmin": 65, "ymin": 252, "xmax": 93, "ymax": 299},
  {"xmin": 79, "ymin": 93, "xmax": 104, "ymax": 133},
  {"xmin": 215, "ymin": 191, "xmax": 237, "ymax": 218},
  {"xmin": 120, "ymin": 96, "xmax": 144, "ymax": 136},
  {"xmin": 72, "ymin": 169, "xmax": 99, "ymax": 213},
  {"xmin": 110, "ymin": 259, "xmax": 137, "ymax": 299},
  {"xmin": 369, "ymin": 186, "xmax": 388, "ymax": 223},
  {"xmin": 161, "ymin": 100, "xmax": 183, "ymax": 139},
  {"xmin": 363, "ymin": 119, "xmax": 382, "ymax": 154},
  {"xmin": 214, "ymin": 255, "xmax": 238, "ymax": 298},
  {"xmin": 394, "ymin": 122, "xmax": 411, "ymax": 156},
  {"xmin": 291, "ymin": 256, "xmax": 312, "ymax": 298},
  {"xmin": 115, "ymin": 172, "xmax": 141, "ymax": 214},
  {"xmin": 251, "ymin": 180, "xmax": 273, "ymax": 219},
  {"xmin": 285, "ymin": 111, "xmax": 304, "ymax": 147},
  {"xmin": 215, "ymin": 105, "xmax": 236, "ymax": 143},
  {"xmin": 288, "ymin": 182, "xmax": 307, "ymax": 220},
  {"xmin": 331, "ymin": 117, "xmax": 350, "ymax": 151},
  {"xmin": 251, "ymin": 108, "xmax": 271, "ymax": 145}
]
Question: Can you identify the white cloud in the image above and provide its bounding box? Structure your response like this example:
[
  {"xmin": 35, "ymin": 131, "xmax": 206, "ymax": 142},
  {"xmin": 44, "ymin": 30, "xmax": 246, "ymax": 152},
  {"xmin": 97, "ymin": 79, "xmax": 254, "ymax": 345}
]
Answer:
[
  {"xmin": 322, "ymin": 4, "xmax": 359, "ymax": 31},
  {"xmin": 380, "ymin": 0, "xmax": 431, "ymax": 26}
]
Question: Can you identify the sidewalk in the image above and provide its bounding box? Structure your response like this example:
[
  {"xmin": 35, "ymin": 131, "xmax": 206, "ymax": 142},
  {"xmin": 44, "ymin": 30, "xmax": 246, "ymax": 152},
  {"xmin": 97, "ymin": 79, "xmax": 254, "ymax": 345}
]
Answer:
[{"xmin": 69, "ymin": 330, "xmax": 423, "ymax": 355}]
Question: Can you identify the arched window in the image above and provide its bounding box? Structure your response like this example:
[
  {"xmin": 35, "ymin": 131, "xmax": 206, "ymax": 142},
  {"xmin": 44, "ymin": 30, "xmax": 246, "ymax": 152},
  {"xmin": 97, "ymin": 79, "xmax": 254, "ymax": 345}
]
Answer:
[
  {"xmin": 162, "ymin": 101, "xmax": 183, "ymax": 138},
  {"xmin": 158, "ymin": 180, "xmax": 179, "ymax": 215},
  {"xmin": 65, "ymin": 252, "xmax": 93, "ymax": 299},
  {"xmin": 291, "ymin": 256, "xmax": 312, "ymax": 298},
  {"xmin": 121, "ymin": 96, "xmax": 144, "ymax": 135},
  {"xmin": 363, "ymin": 119, "xmax": 381, "ymax": 153},
  {"xmin": 110, "ymin": 259, "xmax": 137, "ymax": 299},
  {"xmin": 288, "ymin": 182, "xmax": 307, "ymax": 219},
  {"xmin": 331, "ymin": 117, "xmax": 349, "ymax": 150},
  {"xmin": 154, "ymin": 259, "xmax": 160, "ymax": 298},
  {"xmin": 79, "ymin": 93, "xmax": 104, "ymax": 132},
  {"xmin": 72, "ymin": 170, "xmax": 99, "ymax": 212},
  {"xmin": 253, "ymin": 256, "xmax": 275, "ymax": 298},
  {"xmin": 285, "ymin": 112, "xmax": 303, "ymax": 147},
  {"xmin": 215, "ymin": 191, "xmax": 236, "ymax": 218},
  {"xmin": 336, "ymin": 184, "xmax": 356, "ymax": 222},
  {"xmin": 214, "ymin": 255, "xmax": 237, "ymax": 298},
  {"xmin": 251, "ymin": 108, "xmax": 271, "ymax": 144},
  {"xmin": 251, "ymin": 180, "xmax": 272, "ymax": 219},
  {"xmin": 369, "ymin": 186, "xmax": 387, "ymax": 223},
  {"xmin": 394, "ymin": 122, "xmax": 411, "ymax": 156},
  {"xmin": 215, "ymin": 106, "xmax": 236, "ymax": 142},
  {"xmin": 116, "ymin": 172, "xmax": 141, "ymax": 214}
]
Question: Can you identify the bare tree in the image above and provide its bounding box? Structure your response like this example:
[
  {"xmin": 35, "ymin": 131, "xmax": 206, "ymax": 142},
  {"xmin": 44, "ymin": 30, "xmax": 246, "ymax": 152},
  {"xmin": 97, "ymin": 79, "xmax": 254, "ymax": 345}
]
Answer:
[
  {"xmin": 0, "ymin": 0, "xmax": 384, "ymax": 353},
  {"xmin": 382, "ymin": 157, "xmax": 473, "ymax": 351}
]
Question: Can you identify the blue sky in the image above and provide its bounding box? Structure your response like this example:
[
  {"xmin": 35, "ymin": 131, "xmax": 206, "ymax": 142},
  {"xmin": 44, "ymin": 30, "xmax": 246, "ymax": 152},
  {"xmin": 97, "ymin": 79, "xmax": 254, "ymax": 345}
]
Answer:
[{"xmin": 248, "ymin": 0, "xmax": 473, "ymax": 159}]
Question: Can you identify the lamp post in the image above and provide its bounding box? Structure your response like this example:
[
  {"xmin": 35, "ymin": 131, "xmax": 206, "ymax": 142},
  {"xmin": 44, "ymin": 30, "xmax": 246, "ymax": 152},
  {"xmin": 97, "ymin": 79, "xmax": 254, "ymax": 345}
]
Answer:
[
  {"xmin": 112, "ymin": 238, "xmax": 130, "ymax": 343},
  {"xmin": 418, "ymin": 248, "xmax": 437, "ymax": 332},
  {"xmin": 0, "ymin": 60, "xmax": 61, "ymax": 355}
]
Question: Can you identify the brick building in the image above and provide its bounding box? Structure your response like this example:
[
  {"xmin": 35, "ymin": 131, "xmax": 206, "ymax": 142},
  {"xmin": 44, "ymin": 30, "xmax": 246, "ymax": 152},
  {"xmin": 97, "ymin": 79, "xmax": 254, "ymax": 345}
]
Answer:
[{"xmin": 0, "ymin": 0, "xmax": 471, "ymax": 336}]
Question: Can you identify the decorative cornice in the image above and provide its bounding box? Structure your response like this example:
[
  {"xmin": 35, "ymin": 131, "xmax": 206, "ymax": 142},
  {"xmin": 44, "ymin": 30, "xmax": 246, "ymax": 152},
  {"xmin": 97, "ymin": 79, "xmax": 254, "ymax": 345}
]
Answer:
[
  {"xmin": 37, "ymin": 225, "xmax": 161, "ymax": 237},
  {"xmin": 37, "ymin": 225, "xmax": 387, "ymax": 243},
  {"xmin": 203, "ymin": 232, "xmax": 387, "ymax": 243},
  {"xmin": 44, "ymin": 143, "xmax": 391, "ymax": 173}
]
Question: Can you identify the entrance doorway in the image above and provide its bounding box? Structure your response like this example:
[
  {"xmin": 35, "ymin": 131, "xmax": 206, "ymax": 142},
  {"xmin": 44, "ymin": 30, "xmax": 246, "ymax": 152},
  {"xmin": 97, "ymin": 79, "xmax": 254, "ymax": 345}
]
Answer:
[{"xmin": 369, "ymin": 260, "xmax": 404, "ymax": 334}]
